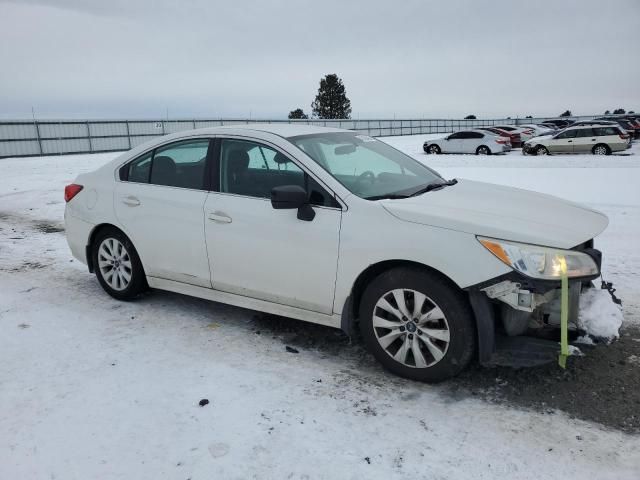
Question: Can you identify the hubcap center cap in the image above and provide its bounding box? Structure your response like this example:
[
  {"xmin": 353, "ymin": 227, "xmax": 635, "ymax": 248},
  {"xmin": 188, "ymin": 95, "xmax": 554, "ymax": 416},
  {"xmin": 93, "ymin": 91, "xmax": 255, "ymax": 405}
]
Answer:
[{"xmin": 406, "ymin": 321, "xmax": 417, "ymax": 333}]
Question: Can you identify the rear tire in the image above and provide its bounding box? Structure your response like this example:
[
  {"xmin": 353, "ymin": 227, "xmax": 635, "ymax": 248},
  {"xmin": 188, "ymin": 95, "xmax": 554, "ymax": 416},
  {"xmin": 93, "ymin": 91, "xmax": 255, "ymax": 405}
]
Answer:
[
  {"xmin": 592, "ymin": 144, "xmax": 610, "ymax": 155},
  {"xmin": 476, "ymin": 145, "xmax": 491, "ymax": 155},
  {"xmin": 92, "ymin": 227, "xmax": 147, "ymax": 301},
  {"xmin": 535, "ymin": 145, "xmax": 549, "ymax": 156},
  {"xmin": 426, "ymin": 144, "xmax": 441, "ymax": 154},
  {"xmin": 359, "ymin": 267, "xmax": 476, "ymax": 382}
]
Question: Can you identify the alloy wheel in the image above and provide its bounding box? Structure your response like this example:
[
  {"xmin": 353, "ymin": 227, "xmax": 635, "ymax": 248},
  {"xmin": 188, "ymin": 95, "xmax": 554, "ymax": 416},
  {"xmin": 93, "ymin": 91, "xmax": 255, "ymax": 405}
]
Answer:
[
  {"xmin": 372, "ymin": 289, "xmax": 450, "ymax": 368},
  {"xmin": 428, "ymin": 145, "xmax": 440, "ymax": 154},
  {"xmin": 593, "ymin": 145, "xmax": 608, "ymax": 155},
  {"xmin": 98, "ymin": 238, "xmax": 133, "ymax": 291}
]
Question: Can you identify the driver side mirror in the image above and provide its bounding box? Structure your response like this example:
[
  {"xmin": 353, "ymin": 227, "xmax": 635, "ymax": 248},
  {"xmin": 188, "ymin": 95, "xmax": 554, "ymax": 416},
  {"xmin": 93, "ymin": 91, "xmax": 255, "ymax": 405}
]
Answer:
[{"xmin": 270, "ymin": 185, "xmax": 315, "ymax": 221}]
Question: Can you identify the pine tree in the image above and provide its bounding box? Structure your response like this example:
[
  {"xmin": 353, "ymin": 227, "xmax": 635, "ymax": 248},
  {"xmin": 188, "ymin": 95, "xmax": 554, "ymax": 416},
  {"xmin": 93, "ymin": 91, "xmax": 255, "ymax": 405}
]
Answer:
[
  {"xmin": 311, "ymin": 74, "xmax": 352, "ymax": 119},
  {"xmin": 559, "ymin": 110, "xmax": 572, "ymax": 117},
  {"xmin": 288, "ymin": 108, "xmax": 308, "ymax": 119},
  {"xmin": 604, "ymin": 110, "xmax": 611, "ymax": 115},
  {"xmin": 613, "ymin": 108, "xmax": 626, "ymax": 115},
  {"xmin": 464, "ymin": 115, "xmax": 476, "ymax": 119}
]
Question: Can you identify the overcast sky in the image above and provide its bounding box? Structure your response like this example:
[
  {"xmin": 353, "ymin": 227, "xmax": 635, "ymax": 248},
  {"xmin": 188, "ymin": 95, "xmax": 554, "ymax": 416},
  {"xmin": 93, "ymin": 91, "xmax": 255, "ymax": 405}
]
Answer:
[{"xmin": 1, "ymin": 0, "xmax": 639, "ymax": 119}]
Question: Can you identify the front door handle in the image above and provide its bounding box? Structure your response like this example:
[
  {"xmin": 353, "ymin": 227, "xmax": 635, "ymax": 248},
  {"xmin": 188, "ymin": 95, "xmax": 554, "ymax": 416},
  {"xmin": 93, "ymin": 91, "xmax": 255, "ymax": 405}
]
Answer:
[
  {"xmin": 208, "ymin": 211, "xmax": 232, "ymax": 224},
  {"xmin": 567, "ymin": 140, "xmax": 572, "ymax": 143},
  {"xmin": 122, "ymin": 196, "xmax": 140, "ymax": 207}
]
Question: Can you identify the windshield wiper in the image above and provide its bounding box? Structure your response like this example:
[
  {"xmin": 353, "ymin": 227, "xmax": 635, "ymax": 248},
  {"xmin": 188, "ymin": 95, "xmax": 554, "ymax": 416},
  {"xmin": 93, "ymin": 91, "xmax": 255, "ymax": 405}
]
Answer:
[
  {"xmin": 364, "ymin": 179, "xmax": 457, "ymax": 201},
  {"xmin": 407, "ymin": 178, "xmax": 458, "ymax": 197},
  {"xmin": 365, "ymin": 193, "xmax": 411, "ymax": 201}
]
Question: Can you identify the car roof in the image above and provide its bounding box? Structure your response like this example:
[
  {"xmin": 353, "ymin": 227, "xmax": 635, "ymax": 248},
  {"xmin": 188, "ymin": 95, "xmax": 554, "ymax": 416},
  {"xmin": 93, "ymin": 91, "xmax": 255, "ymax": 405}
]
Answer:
[
  {"xmin": 161, "ymin": 123, "xmax": 349, "ymax": 140},
  {"xmin": 567, "ymin": 123, "xmax": 619, "ymax": 129},
  {"xmin": 457, "ymin": 129, "xmax": 493, "ymax": 133},
  {"xmin": 574, "ymin": 120, "xmax": 616, "ymax": 124}
]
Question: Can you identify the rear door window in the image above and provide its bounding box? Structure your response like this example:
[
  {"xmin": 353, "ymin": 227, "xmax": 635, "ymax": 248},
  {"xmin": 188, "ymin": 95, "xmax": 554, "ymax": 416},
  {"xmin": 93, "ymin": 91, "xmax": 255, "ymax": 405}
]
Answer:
[
  {"xmin": 126, "ymin": 151, "xmax": 152, "ymax": 183},
  {"xmin": 151, "ymin": 140, "xmax": 209, "ymax": 189},
  {"xmin": 120, "ymin": 140, "xmax": 210, "ymax": 190},
  {"xmin": 555, "ymin": 129, "xmax": 578, "ymax": 139},
  {"xmin": 575, "ymin": 128, "xmax": 594, "ymax": 137}
]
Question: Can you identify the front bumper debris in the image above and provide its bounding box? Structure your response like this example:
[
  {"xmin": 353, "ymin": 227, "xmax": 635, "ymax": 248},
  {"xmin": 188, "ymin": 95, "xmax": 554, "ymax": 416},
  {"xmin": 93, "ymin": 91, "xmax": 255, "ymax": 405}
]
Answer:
[{"xmin": 467, "ymin": 248, "xmax": 620, "ymax": 367}]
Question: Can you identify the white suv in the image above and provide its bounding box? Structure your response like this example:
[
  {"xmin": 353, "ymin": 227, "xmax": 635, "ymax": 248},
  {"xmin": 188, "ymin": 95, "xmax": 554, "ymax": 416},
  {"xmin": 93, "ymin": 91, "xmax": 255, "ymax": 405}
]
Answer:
[
  {"xmin": 65, "ymin": 125, "xmax": 607, "ymax": 382},
  {"xmin": 523, "ymin": 124, "xmax": 630, "ymax": 155}
]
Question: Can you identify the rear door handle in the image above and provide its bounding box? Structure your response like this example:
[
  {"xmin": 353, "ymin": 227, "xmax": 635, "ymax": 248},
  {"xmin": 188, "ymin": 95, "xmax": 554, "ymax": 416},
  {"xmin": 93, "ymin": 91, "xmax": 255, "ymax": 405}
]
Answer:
[
  {"xmin": 208, "ymin": 211, "xmax": 232, "ymax": 224},
  {"xmin": 122, "ymin": 196, "xmax": 140, "ymax": 207},
  {"xmin": 567, "ymin": 140, "xmax": 572, "ymax": 143}
]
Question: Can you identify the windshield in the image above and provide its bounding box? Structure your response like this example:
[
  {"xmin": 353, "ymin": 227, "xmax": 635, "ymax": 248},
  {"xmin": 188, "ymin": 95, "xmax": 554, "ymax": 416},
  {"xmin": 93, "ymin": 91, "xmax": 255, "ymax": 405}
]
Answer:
[{"xmin": 288, "ymin": 132, "xmax": 442, "ymax": 199}]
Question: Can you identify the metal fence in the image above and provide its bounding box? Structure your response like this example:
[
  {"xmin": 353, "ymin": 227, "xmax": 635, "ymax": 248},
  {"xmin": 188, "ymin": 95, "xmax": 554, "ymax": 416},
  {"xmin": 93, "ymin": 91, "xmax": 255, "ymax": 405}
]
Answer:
[{"xmin": 0, "ymin": 116, "xmax": 600, "ymax": 158}]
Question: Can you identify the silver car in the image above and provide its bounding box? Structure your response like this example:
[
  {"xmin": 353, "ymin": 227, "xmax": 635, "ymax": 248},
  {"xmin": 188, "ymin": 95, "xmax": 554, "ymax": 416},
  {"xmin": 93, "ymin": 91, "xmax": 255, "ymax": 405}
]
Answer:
[
  {"xmin": 523, "ymin": 124, "xmax": 630, "ymax": 155},
  {"xmin": 423, "ymin": 130, "xmax": 511, "ymax": 155}
]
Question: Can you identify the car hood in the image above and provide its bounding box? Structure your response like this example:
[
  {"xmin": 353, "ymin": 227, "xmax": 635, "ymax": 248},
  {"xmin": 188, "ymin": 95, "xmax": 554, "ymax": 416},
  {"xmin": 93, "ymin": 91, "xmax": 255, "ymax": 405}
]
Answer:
[{"xmin": 380, "ymin": 179, "xmax": 608, "ymax": 249}]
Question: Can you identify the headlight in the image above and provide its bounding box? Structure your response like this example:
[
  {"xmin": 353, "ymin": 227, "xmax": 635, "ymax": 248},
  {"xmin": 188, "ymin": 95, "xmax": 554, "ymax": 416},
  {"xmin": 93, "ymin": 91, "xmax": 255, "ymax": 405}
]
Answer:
[{"xmin": 478, "ymin": 237, "xmax": 599, "ymax": 280}]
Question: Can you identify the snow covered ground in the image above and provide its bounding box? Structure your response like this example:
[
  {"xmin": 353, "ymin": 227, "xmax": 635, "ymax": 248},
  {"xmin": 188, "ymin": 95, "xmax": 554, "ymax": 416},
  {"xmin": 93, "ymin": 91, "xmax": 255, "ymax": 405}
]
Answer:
[{"xmin": 1, "ymin": 138, "xmax": 640, "ymax": 479}]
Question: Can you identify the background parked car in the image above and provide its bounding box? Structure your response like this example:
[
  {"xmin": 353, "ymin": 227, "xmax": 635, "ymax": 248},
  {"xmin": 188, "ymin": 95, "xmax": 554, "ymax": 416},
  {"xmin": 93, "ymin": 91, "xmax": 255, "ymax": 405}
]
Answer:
[
  {"xmin": 493, "ymin": 125, "xmax": 537, "ymax": 142},
  {"xmin": 478, "ymin": 127, "xmax": 522, "ymax": 148},
  {"xmin": 424, "ymin": 130, "xmax": 511, "ymax": 155},
  {"xmin": 542, "ymin": 119, "xmax": 574, "ymax": 129},
  {"xmin": 518, "ymin": 124, "xmax": 556, "ymax": 137},
  {"xmin": 595, "ymin": 117, "xmax": 640, "ymax": 139},
  {"xmin": 523, "ymin": 124, "xmax": 630, "ymax": 155}
]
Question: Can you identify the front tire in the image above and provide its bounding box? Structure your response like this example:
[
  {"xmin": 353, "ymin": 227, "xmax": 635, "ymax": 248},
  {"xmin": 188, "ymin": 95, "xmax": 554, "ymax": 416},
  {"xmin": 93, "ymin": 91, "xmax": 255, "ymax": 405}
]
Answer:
[
  {"xmin": 359, "ymin": 267, "xmax": 476, "ymax": 382},
  {"xmin": 476, "ymin": 145, "xmax": 491, "ymax": 155},
  {"xmin": 535, "ymin": 145, "xmax": 549, "ymax": 156},
  {"xmin": 426, "ymin": 144, "xmax": 441, "ymax": 154},
  {"xmin": 93, "ymin": 227, "xmax": 146, "ymax": 301}
]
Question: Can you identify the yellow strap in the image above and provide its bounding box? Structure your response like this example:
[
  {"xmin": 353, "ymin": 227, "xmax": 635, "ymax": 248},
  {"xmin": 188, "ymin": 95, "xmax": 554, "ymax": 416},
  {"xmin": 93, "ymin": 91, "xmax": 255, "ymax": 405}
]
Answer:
[{"xmin": 558, "ymin": 257, "xmax": 569, "ymax": 368}]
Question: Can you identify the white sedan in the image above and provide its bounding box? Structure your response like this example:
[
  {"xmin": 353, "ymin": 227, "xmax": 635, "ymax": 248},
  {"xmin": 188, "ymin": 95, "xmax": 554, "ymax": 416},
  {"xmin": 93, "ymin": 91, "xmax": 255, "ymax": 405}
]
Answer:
[
  {"xmin": 423, "ymin": 130, "xmax": 510, "ymax": 155},
  {"xmin": 65, "ymin": 125, "xmax": 607, "ymax": 382}
]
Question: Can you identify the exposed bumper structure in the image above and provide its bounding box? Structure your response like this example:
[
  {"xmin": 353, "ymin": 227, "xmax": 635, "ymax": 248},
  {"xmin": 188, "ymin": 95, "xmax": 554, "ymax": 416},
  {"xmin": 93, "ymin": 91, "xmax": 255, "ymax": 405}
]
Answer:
[{"xmin": 467, "ymin": 247, "xmax": 609, "ymax": 366}]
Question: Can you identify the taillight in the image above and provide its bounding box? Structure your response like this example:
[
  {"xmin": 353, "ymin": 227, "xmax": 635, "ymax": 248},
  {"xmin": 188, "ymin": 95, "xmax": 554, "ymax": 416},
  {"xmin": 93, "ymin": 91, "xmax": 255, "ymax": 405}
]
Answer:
[
  {"xmin": 496, "ymin": 138, "xmax": 507, "ymax": 144},
  {"xmin": 64, "ymin": 184, "xmax": 83, "ymax": 202}
]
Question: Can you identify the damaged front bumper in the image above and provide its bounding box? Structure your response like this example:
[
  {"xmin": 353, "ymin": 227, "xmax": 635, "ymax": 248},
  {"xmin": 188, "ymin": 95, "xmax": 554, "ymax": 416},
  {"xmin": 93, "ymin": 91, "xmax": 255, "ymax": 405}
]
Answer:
[{"xmin": 467, "ymin": 247, "xmax": 614, "ymax": 366}]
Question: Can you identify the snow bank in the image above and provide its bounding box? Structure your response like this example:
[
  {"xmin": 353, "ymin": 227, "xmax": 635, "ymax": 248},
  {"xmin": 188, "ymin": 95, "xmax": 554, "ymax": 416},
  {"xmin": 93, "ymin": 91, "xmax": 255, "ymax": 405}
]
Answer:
[{"xmin": 578, "ymin": 289, "xmax": 624, "ymax": 342}]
